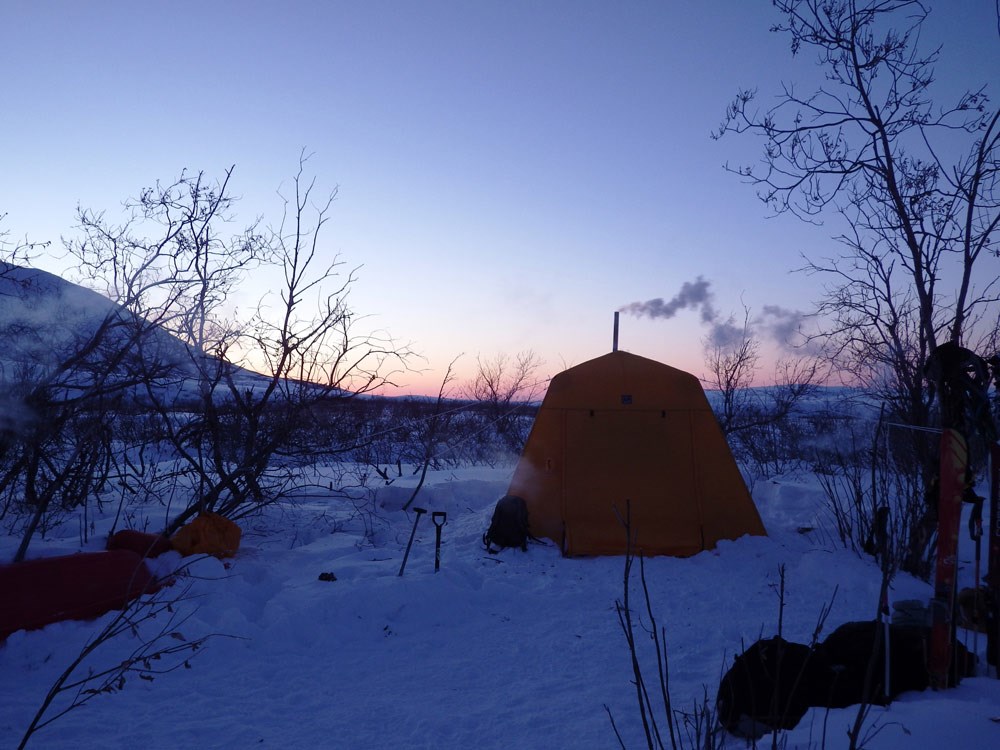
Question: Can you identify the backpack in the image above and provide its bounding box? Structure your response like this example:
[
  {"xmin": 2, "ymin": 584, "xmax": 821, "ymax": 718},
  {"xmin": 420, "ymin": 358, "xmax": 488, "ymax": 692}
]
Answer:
[{"xmin": 483, "ymin": 495, "xmax": 532, "ymax": 553}]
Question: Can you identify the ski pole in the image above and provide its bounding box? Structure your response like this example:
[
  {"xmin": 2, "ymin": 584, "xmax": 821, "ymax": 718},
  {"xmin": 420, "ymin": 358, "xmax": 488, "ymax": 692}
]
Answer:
[
  {"xmin": 398, "ymin": 507, "xmax": 427, "ymax": 577},
  {"xmin": 991, "ymin": 442, "xmax": 1000, "ymax": 679},
  {"xmin": 971, "ymin": 501, "xmax": 983, "ymax": 668},
  {"xmin": 876, "ymin": 505, "xmax": 891, "ymax": 702},
  {"xmin": 432, "ymin": 511, "xmax": 447, "ymax": 572}
]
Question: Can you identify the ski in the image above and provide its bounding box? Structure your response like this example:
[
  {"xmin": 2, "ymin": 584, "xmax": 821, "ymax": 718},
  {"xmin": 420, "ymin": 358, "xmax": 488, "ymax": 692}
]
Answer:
[{"xmin": 929, "ymin": 428, "xmax": 967, "ymax": 689}]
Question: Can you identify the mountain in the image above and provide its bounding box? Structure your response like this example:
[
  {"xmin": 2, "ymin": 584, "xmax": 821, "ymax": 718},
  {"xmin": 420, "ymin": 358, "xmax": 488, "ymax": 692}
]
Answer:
[{"xmin": 0, "ymin": 263, "xmax": 267, "ymax": 406}]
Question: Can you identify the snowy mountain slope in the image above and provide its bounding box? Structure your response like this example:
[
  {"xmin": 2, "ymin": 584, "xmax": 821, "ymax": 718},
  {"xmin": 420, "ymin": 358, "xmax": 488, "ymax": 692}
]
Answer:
[{"xmin": 0, "ymin": 263, "xmax": 270, "ymax": 402}]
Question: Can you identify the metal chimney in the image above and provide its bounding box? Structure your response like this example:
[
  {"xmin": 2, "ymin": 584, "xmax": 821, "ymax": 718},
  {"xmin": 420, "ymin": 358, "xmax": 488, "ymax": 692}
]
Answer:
[{"xmin": 613, "ymin": 311, "xmax": 619, "ymax": 352}]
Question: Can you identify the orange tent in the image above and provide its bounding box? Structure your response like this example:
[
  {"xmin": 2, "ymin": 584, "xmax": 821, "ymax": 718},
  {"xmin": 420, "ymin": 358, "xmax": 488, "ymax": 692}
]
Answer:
[{"xmin": 506, "ymin": 350, "xmax": 766, "ymax": 556}]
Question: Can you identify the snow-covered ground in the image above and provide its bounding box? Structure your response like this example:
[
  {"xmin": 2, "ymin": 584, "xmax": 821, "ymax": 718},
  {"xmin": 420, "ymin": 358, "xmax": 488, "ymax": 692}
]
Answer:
[{"xmin": 2, "ymin": 463, "xmax": 999, "ymax": 749}]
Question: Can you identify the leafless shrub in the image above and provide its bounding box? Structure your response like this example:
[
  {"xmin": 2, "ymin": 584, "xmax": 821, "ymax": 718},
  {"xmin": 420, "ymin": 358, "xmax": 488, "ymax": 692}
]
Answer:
[
  {"xmin": 16, "ymin": 565, "xmax": 228, "ymax": 750},
  {"xmin": 467, "ymin": 350, "xmax": 544, "ymax": 454},
  {"xmin": 606, "ymin": 501, "xmax": 722, "ymax": 750},
  {"xmin": 814, "ymin": 414, "xmax": 937, "ymax": 579}
]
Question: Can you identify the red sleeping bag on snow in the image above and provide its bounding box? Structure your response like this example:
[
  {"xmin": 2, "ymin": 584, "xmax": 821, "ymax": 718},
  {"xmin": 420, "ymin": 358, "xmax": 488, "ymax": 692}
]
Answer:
[
  {"xmin": 106, "ymin": 529, "xmax": 174, "ymax": 558},
  {"xmin": 0, "ymin": 549, "xmax": 160, "ymax": 640}
]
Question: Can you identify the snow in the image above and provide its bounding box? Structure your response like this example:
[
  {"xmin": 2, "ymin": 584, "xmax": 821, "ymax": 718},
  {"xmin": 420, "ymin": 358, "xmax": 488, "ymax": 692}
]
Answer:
[{"xmin": 2, "ymin": 464, "xmax": 999, "ymax": 749}]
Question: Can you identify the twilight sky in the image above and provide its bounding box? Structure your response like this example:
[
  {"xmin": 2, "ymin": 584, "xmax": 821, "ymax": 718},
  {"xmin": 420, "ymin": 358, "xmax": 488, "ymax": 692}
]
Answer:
[{"xmin": 2, "ymin": 1, "xmax": 997, "ymax": 395}]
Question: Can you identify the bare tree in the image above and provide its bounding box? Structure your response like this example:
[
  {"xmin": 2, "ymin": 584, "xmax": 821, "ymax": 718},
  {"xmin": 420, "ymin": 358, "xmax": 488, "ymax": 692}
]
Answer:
[
  {"xmin": 701, "ymin": 306, "xmax": 821, "ymax": 483},
  {"xmin": 48, "ymin": 166, "xmax": 263, "ymax": 538},
  {"xmin": 399, "ymin": 356, "xmax": 462, "ymax": 510},
  {"xmin": 702, "ymin": 307, "xmax": 761, "ymax": 436},
  {"xmin": 715, "ymin": 0, "xmax": 999, "ymax": 419},
  {"xmin": 0, "ymin": 263, "xmax": 184, "ymax": 561},
  {"xmin": 0, "ymin": 213, "xmax": 49, "ymax": 278},
  {"xmin": 71, "ymin": 160, "xmax": 410, "ymax": 535},
  {"xmin": 467, "ymin": 350, "xmax": 544, "ymax": 454},
  {"xmin": 0, "ymin": 159, "xmax": 411, "ymax": 552},
  {"xmin": 715, "ymin": 0, "xmax": 998, "ymax": 570}
]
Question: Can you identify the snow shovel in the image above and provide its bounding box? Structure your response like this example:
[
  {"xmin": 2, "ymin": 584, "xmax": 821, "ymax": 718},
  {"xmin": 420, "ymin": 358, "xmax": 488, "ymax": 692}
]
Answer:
[
  {"xmin": 432, "ymin": 511, "xmax": 447, "ymax": 572},
  {"xmin": 398, "ymin": 507, "xmax": 426, "ymax": 577}
]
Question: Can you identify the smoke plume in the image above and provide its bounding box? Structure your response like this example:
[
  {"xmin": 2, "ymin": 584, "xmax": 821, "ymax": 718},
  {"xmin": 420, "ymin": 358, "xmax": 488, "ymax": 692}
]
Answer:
[
  {"xmin": 759, "ymin": 305, "xmax": 810, "ymax": 351},
  {"xmin": 619, "ymin": 277, "xmax": 716, "ymax": 323},
  {"xmin": 621, "ymin": 279, "xmax": 813, "ymax": 353}
]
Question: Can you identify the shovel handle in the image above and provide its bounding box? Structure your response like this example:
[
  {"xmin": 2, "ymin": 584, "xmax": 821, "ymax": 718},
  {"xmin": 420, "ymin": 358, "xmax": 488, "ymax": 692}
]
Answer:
[
  {"xmin": 398, "ymin": 508, "xmax": 428, "ymax": 577},
  {"xmin": 432, "ymin": 512, "xmax": 446, "ymax": 572}
]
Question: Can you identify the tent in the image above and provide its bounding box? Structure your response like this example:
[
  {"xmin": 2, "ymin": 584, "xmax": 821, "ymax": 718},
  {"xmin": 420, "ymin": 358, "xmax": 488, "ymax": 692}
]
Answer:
[{"xmin": 506, "ymin": 350, "xmax": 766, "ymax": 556}]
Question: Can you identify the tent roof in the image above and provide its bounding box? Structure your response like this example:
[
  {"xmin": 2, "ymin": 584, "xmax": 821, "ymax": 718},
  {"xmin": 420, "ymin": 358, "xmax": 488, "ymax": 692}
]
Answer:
[{"xmin": 541, "ymin": 350, "xmax": 709, "ymax": 412}]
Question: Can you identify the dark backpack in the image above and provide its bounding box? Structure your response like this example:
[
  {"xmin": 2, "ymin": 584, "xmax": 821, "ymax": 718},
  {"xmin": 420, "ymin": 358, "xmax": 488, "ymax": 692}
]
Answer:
[{"xmin": 483, "ymin": 495, "xmax": 531, "ymax": 553}]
